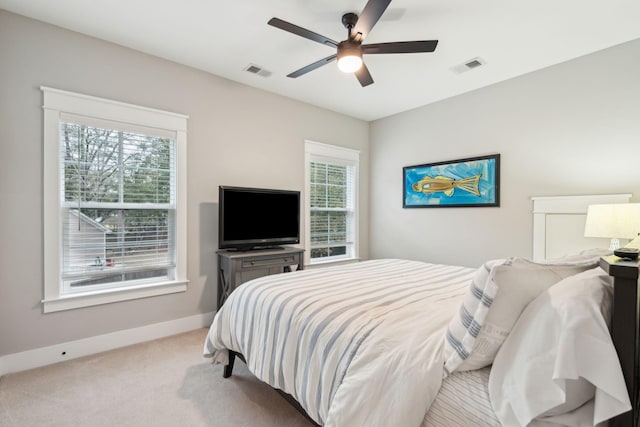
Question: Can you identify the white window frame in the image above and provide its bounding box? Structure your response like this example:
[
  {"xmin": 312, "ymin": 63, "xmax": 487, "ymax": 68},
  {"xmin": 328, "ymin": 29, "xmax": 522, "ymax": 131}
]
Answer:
[
  {"xmin": 42, "ymin": 87, "xmax": 189, "ymax": 313},
  {"xmin": 304, "ymin": 140, "xmax": 359, "ymax": 266}
]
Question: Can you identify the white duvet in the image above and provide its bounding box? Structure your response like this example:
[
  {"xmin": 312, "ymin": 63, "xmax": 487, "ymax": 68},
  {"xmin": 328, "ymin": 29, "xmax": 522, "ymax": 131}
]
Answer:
[{"xmin": 203, "ymin": 259, "xmax": 474, "ymax": 426}]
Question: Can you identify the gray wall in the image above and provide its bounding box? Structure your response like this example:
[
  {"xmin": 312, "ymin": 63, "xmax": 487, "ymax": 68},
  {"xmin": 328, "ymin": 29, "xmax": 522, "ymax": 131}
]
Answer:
[
  {"xmin": 370, "ymin": 38, "xmax": 640, "ymax": 268},
  {"xmin": 0, "ymin": 11, "xmax": 369, "ymax": 356}
]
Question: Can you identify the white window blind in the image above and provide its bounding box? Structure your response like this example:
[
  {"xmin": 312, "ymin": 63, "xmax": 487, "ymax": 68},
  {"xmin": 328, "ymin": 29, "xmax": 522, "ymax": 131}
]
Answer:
[
  {"xmin": 305, "ymin": 141, "xmax": 359, "ymax": 264},
  {"xmin": 309, "ymin": 162, "xmax": 355, "ymax": 259},
  {"xmin": 60, "ymin": 119, "xmax": 176, "ymax": 292}
]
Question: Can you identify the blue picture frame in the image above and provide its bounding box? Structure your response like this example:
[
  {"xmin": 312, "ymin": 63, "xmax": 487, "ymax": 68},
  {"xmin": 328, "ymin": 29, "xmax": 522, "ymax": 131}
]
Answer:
[{"xmin": 403, "ymin": 154, "xmax": 500, "ymax": 208}]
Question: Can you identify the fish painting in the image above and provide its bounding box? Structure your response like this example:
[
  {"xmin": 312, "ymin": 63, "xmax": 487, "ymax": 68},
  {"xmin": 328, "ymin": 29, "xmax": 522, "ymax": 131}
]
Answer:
[
  {"xmin": 403, "ymin": 154, "xmax": 499, "ymax": 208},
  {"xmin": 411, "ymin": 174, "xmax": 481, "ymax": 197}
]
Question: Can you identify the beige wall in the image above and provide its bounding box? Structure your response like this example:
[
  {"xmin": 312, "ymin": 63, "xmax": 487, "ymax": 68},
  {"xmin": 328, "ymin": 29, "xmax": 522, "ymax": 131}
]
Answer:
[
  {"xmin": 370, "ymin": 38, "xmax": 640, "ymax": 268},
  {"xmin": 0, "ymin": 10, "xmax": 369, "ymax": 356}
]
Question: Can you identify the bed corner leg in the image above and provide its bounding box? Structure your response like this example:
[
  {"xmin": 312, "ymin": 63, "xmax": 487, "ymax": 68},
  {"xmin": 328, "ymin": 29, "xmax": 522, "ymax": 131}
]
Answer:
[{"xmin": 223, "ymin": 351, "xmax": 236, "ymax": 378}]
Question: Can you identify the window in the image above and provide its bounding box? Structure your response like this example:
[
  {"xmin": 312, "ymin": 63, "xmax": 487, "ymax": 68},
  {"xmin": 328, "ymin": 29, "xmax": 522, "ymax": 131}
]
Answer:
[
  {"xmin": 42, "ymin": 87, "xmax": 188, "ymax": 312},
  {"xmin": 305, "ymin": 141, "xmax": 359, "ymax": 264}
]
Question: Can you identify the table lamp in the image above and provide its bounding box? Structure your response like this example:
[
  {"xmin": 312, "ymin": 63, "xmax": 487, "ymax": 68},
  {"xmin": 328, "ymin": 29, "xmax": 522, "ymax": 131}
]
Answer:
[{"xmin": 584, "ymin": 203, "xmax": 640, "ymax": 250}]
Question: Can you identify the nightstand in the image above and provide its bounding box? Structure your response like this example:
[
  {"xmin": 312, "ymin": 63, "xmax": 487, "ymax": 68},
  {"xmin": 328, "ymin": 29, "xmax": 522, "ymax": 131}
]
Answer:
[{"xmin": 600, "ymin": 255, "xmax": 640, "ymax": 427}]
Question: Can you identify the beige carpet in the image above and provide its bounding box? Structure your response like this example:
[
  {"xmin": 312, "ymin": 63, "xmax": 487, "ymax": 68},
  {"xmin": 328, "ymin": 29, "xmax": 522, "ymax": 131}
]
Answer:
[{"xmin": 0, "ymin": 329, "xmax": 314, "ymax": 427}]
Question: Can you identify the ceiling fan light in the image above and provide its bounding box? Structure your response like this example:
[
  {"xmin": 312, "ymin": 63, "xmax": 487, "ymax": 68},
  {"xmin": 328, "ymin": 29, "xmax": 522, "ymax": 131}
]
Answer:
[
  {"xmin": 337, "ymin": 55, "xmax": 363, "ymax": 73},
  {"xmin": 337, "ymin": 41, "xmax": 363, "ymax": 73}
]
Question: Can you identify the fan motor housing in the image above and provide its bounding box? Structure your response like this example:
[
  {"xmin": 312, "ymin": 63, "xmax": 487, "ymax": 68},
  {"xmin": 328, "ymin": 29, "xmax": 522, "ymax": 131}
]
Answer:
[{"xmin": 338, "ymin": 40, "xmax": 362, "ymax": 57}]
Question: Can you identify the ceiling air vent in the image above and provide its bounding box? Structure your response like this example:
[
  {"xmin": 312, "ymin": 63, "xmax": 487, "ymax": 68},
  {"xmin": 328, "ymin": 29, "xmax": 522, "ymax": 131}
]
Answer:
[
  {"xmin": 465, "ymin": 59, "xmax": 482, "ymax": 69},
  {"xmin": 244, "ymin": 64, "xmax": 272, "ymax": 78},
  {"xmin": 451, "ymin": 57, "xmax": 486, "ymax": 74}
]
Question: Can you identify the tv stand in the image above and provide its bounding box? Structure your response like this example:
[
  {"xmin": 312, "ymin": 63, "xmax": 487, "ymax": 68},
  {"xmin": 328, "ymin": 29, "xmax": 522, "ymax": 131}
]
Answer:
[{"xmin": 217, "ymin": 246, "xmax": 304, "ymax": 309}]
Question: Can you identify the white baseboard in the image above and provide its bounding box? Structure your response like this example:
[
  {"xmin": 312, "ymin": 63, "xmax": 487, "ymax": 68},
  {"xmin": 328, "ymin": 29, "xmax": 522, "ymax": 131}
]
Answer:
[{"xmin": 0, "ymin": 311, "xmax": 215, "ymax": 377}]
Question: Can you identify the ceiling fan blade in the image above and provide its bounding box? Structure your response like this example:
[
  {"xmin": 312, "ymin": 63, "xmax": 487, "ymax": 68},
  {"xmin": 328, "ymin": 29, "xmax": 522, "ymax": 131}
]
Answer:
[
  {"xmin": 287, "ymin": 54, "xmax": 338, "ymax": 78},
  {"xmin": 268, "ymin": 18, "xmax": 339, "ymax": 47},
  {"xmin": 355, "ymin": 63, "xmax": 374, "ymax": 87},
  {"xmin": 363, "ymin": 40, "xmax": 438, "ymax": 54},
  {"xmin": 352, "ymin": 0, "xmax": 392, "ymax": 42}
]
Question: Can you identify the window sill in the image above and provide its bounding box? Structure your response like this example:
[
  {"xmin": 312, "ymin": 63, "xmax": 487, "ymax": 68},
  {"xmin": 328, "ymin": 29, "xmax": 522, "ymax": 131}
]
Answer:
[
  {"xmin": 42, "ymin": 279, "xmax": 188, "ymax": 313},
  {"xmin": 307, "ymin": 257, "xmax": 361, "ymax": 268}
]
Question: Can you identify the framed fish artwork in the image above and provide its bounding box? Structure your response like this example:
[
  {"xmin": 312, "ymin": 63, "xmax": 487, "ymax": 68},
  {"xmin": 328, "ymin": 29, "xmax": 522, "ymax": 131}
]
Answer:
[{"xmin": 403, "ymin": 154, "xmax": 500, "ymax": 208}]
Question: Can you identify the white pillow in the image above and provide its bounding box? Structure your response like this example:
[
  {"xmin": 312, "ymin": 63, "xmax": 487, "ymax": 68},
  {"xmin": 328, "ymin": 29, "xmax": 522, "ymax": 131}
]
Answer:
[
  {"xmin": 488, "ymin": 267, "xmax": 631, "ymax": 426},
  {"xmin": 444, "ymin": 257, "xmax": 596, "ymax": 374}
]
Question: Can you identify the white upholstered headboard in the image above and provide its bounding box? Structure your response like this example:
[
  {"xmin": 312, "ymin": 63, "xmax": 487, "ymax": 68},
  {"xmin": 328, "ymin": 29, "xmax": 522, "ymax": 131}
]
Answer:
[{"xmin": 531, "ymin": 194, "xmax": 632, "ymax": 260}]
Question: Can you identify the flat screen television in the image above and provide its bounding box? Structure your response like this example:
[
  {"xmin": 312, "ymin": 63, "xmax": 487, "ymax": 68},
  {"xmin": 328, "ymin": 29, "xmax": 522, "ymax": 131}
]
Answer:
[{"xmin": 218, "ymin": 186, "xmax": 300, "ymax": 251}]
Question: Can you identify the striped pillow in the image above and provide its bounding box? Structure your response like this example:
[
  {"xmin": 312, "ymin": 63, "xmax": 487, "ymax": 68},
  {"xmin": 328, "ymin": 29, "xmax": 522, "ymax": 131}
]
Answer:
[{"xmin": 443, "ymin": 259, "xmax": 503, "ymax": 376}]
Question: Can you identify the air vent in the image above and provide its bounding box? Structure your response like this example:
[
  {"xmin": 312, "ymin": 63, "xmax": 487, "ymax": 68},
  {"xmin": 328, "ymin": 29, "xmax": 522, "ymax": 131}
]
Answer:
[
  {"xmin": 451, "ymin": 57, "xmax": 486, "ymax": 74},
  {"xmin": 465, "ymin": 59, "xmax": 482, "ymax": 69},
  {"xmin": 244, "ymin": 64, "xmax": 272, "ymax": 78}
]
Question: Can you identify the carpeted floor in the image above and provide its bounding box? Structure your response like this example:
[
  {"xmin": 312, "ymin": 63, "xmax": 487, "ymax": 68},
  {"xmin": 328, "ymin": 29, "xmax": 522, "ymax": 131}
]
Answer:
[{"xmin": 0, "ymin": 328, "xmax": 314, "ymax": 427}]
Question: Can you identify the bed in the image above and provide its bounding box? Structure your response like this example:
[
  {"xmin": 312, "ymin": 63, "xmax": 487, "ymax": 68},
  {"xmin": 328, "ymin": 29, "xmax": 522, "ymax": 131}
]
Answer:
[{"xmin": 204, "ymin": 194, "xmax": 636, "ymax": 426}]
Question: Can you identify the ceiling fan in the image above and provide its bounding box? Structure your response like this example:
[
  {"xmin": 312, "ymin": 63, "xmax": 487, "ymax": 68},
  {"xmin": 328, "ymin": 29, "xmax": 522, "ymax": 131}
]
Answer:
[{"xmin": 268, "ymin": 0, "xmax": 438, "ymax": 87}]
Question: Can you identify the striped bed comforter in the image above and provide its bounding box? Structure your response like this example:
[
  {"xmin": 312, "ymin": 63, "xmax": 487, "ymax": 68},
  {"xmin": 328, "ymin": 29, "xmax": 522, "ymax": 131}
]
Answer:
[{"xmin": 204, "ymin": 259, "xmax": 476, "ymax": 426}]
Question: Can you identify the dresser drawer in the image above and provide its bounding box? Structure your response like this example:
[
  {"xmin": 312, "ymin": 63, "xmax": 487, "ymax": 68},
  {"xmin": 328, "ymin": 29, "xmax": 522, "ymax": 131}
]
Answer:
[{"xmin": 241, "ymin": 254, "xmax": 300, "ymax": 268}]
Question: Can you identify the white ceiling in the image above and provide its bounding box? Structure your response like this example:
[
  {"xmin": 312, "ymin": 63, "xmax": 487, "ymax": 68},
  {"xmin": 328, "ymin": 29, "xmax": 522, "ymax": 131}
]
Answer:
[{"xmin": 2, "ymin": 0, "xmax": 639, "ymax": 121}]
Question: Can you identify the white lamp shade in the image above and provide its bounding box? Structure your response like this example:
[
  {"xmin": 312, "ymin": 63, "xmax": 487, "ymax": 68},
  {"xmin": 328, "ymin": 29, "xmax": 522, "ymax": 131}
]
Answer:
[{"xmin": 584, "ymin": 203, "xmax": 640, "ymax": 239}]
